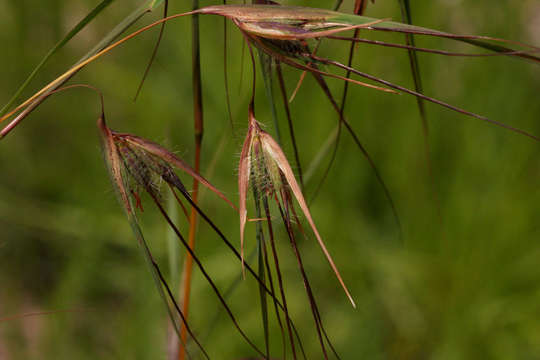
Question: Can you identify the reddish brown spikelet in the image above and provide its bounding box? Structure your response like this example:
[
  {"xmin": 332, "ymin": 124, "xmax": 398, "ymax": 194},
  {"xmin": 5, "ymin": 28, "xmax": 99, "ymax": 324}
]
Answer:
[
  {"xmin": 238, "ymin": 106, "xmax": 356, "ymax": 307},
  {"xmin": 114, "ymin": 132, "xmax": 237, "ymax": 211}
]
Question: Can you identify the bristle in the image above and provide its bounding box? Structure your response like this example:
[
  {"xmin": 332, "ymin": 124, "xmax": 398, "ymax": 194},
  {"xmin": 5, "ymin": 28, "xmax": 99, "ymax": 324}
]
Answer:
[{"xmin": 116, "ymin": 141, "xmax": 163, "ymax": 203}]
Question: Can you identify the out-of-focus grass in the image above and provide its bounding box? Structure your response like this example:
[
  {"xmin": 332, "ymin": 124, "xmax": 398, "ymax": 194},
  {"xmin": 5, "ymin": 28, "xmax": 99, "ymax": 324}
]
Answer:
[{"xmin": 1, "ymin": 0, "xmax": 539, "ymax": 359}]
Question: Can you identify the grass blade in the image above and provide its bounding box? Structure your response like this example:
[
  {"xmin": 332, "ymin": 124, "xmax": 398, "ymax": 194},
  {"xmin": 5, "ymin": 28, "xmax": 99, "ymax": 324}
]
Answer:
[
  {"xmin": 396, "ymin": 0, "xmax": 444, "ymax": 237},
  {"xmin": 276, "ymin": 62, "xmax": 303, "ymax": 189},
  {"xmin": 0, "ymin": 0, "xmax": 169, "ymax": 139},
  {"xmin": 134, "ymin": 0, "xmax": 169, "ymax": 100},
  {"xmin": 0, "ymin": 0, "xmax": 117, "ymax": 117},
  {"xmin": 397, "ymin": 0, "xmax": 427, "ymax": 124},
  {"xmin": 310, "ymin": 54, "xmax": 540, "ymax": 141}
]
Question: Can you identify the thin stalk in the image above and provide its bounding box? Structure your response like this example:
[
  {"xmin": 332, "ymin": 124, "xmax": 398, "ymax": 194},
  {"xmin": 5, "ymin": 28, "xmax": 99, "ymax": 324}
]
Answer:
[
  {"xmin": 275, "ymin": 193, "xmax": 328, "ymax": 360},
  {"xmin": 99, "ymin": 116, "xmax": 202, "ymax": 358},
  {"xmin": 151, "ymin": 256, "xmax": 210, "ymax": 360},
  {"xmin": 173, "ymin": 182, "xmax": 307, "ymax": 359},
  {"xmin": 310, "ymin": 0, "xmax": 368, "ymax": 209},
  {"xmin": 303, "ymin": 125, "xmax": 338, "ymax": 185},
  {"xmin": 199, "ymin": 247, "xmax": 256, "ymax": 348},
  {"xmin": 260, "ymin": 217, "xmax": 287, "ymax": 360},
  {"xmin": 275, "ymin": 63, "xmax": 303, "ymax": 189},
  {"xmin": 151, "ymin": 189, "xmax": 265, "ymax": 357},
  {"xmin": 253, "ymin": 0, "xmax": 282, "ymax": 144},
  {"xmin": 310, "ymin": 54, "xmax": 540, "ymax": 141},
  {"xmin": 326, "ymin": 36, "xmax": 540, "ymax": 57},
  {"xmin": 253, "ymin": 185, "xmax": 270, "ymax": 359},
  {"xmin": 396, "ymin": 0, "xmax": 444, "ymax": 238},
  {"xmin": 223, "ymin": 0, "xmax": 234, "ymax": 129},
  {"xmin": 397, "ymin": 0, "xmax": 427, "ymax": 130},
  {"xmin": 285, "ymin": 191, "xmax": 341, "ymax": 360},
  {"xmin": 134, "ymin": 0, "xmax": 169, "ymax": 101},
  {"xmin": 260, "ymin": 53, "xmax": 283, "ymax": 144},
  {"xmin": 243, "ymin": 36, "xmax": 403, "ymax": 240},
  {"xmin": 262, "ymin": 197, "xmax": 298, "ymax": 360},
  {"xmin": 179, "ymin": 0, "xmax": 204, "ymax": 358}
]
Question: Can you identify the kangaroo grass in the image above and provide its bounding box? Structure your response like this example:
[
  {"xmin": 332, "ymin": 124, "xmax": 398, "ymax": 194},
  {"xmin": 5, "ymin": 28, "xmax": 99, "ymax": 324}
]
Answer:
[
  {"xmin": 150, "ymin": 131, "xmax": 309, "ymax": 358},
  {"xmin": 3, "ymin": 3, "xmax": 540, "ymax": 358},
  {"xmin": 179, "ymin": 176, "xmax": 309, "ymax": 360},
  {"xmin": 252, "ymin": 140, "xmax": 292, "ymax": 359},
  {"xmin": 103, "ymin": 121, "xmax": 268, "ymax": 358},
  {"xmin": 112, "ymin": 123, "xmax": 311, "ymax": 358},
  {"xmin": 4, "ymin": 4, "xmax": 538, "ymax": 137},
  {"xmin": 4, "ymin": 0, "xmax": 537, "ymax": 314},
  {"xmin": 243, "ymin": 33, "xmax": 403, "ymax": 238},
  {"xmin": 98, "ymin": 116, "xmax": 205, "ymax": 359},
  {"xmin": 239, "ymin": 105, "xmax": 356, "ymax": 307},
  {"xmin": 244, "ymin": 110, "xmax": 343, "ymax": 357},
  {"xmin": 248, "ymin": 123, "xmax": 340, "ymax": 358}
]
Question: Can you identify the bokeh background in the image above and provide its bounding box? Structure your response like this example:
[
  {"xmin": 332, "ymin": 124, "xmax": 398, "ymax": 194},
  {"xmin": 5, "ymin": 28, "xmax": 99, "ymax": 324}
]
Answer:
[{"xmin": 1, "ymin": 0, "xmax": 540, "ymax": 359}]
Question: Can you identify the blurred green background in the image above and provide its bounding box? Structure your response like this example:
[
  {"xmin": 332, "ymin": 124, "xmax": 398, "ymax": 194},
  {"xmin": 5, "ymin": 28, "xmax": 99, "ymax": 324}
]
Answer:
[{"xmin": 1, "ymin": 0, "xmax": 540, "ymax": 359}]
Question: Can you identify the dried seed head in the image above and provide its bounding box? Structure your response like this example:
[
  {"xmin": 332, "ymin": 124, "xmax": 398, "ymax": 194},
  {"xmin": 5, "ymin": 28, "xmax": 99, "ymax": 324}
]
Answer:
[
  {"xmin": 115, "ymin": 133, "xmax": 236, "ymax": 210},
  {"xmin": 238, "ymin": 106, "xmax": 356, "ymax": 307},
  {"xmin": 98, "ymin": 123, "xmax": 236, "ymax": 219},
  {"xmin": 238, "ymin": 106, "xmax": 284, "ymax": 275},
  {"xmin": 201, "ymin": 4, "xmax": 386, "ymax": 41},
  {"xmin": 115, "ymin": 138, "xmax": 164, "ymax": 203}
]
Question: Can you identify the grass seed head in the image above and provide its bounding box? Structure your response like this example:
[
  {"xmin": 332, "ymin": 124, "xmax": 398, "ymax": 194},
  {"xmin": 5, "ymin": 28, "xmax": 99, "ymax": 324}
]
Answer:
[{"xmin": 238, "ymin": 106, "xmax": 356, "ymax": 307}]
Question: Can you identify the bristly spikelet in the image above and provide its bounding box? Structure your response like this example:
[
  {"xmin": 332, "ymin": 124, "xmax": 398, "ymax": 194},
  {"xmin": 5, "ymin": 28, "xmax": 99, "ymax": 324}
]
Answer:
[
  {"xmin": 100, "ymin": 127, "xmax": 237, "ymax": 216},
  {"xmin": 238, "ymin": 106, "xmax": 355, "ymax": 307},
  {"xmin": 249, "ymin": 134, "xmax": 283, "ymax": 200},
  {"xmin": 115, "ymin": 139, "xmax": 163, "ymax": 203}
]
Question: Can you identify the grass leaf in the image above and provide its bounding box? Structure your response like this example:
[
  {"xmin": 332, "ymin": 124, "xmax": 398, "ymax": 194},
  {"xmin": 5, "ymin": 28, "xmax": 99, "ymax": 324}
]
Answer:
[
  {"xmin": 0, "ymin": 0, "xmax": 117, "ymax": 117},
  {"xmin": 0, "ymin": 0, "xmax": 167, "ymax": 138}
]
